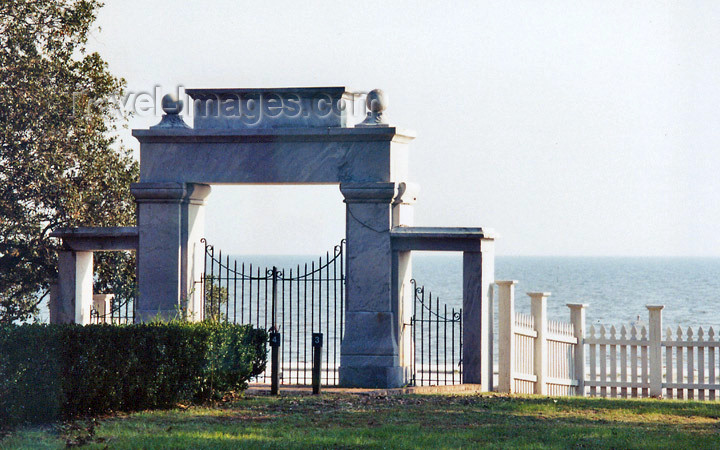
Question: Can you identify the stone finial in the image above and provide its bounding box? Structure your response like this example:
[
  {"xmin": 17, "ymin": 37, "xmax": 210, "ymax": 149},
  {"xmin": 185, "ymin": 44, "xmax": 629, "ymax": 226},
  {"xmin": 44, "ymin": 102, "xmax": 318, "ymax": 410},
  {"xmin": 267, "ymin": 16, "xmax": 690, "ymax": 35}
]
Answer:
[
  {"xmin": 151, "ymin": 93, "xmax": 189, "ymax": 129},
  {"xmin": 357, "ymin": 89, "xmax": 389, "ymax": 127}
]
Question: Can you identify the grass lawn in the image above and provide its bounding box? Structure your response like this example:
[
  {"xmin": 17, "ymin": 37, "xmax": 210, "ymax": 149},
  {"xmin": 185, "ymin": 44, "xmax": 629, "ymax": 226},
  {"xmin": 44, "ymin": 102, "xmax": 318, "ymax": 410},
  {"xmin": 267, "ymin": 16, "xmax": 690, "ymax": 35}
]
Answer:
[{"xmin": 3, "ymin": 391, "xmax": 720, "ymax": 449}]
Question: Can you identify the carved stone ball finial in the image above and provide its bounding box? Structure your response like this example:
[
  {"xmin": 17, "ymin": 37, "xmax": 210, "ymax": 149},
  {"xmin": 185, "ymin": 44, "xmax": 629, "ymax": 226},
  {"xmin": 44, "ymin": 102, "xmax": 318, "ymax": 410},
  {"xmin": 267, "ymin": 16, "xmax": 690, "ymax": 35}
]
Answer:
[
  {"xmin": 357, "ymin": 88, "xmax": 389, "ymax": 127},
  {"xmin": 151, "ymin": 93, "xmax": 189, "ymax": 129},
  {"xmin": 161, "ymin": 93, "xmax": 183, "ymax": 115},
  {"xmin": 366, "ymin": 89, "xmax": 388, "ymax": 113}
]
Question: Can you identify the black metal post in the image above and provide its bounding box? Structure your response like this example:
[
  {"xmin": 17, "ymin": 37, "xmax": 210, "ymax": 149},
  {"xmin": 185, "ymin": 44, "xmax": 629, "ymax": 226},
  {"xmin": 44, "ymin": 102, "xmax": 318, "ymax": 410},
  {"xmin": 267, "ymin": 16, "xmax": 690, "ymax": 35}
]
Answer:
[
  {"xmin": 269, "ymin": 330, "xmax": 281, "ymax": 395},
  {"xmin": 312, "ymin": 333, "xmax": 323, "ymax": 395},
  {"xmin": 270, "ymin": 267, "xmax": 280, "ymax": 395}
]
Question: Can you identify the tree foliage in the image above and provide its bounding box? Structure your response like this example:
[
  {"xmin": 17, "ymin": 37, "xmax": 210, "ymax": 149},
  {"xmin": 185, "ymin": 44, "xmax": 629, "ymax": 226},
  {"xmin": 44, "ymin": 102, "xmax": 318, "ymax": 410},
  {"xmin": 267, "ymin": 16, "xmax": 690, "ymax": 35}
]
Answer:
[{"xmin": 0, "ymin": 0, "xmax": 138, "ymax": 322}]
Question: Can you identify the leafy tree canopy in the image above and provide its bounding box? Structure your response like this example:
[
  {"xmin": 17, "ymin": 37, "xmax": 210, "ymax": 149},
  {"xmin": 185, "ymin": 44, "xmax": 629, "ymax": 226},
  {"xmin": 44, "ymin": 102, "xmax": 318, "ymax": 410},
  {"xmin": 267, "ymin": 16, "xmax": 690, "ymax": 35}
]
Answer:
[{"xmin": 0, "ymin": 0, "xmax": 138, "ymax": 323}]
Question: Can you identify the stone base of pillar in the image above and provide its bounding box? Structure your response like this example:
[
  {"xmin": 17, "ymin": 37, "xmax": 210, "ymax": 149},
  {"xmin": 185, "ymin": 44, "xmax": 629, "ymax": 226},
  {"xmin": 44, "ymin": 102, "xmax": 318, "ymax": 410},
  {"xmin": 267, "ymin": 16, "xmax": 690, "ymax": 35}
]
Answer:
[{"xmin": 339, "ymin": 365, "xmax": 405, "ymax": 388}]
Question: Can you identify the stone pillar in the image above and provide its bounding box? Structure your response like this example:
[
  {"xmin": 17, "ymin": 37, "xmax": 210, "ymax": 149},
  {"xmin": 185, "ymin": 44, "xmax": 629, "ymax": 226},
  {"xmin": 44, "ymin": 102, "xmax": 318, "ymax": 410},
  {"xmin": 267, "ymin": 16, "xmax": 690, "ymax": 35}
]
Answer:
[
  {"xmin": 339, "ymin": 182, "xmax": 402, "ymax": 388},
  {"xmin": 51, "ymin": 250, "xmax": 87, "ymax": 324},
  {"xmin": 131, "ymin": 182, "xmax": 211, "ymax": 322},
  {"xmin": 93, "ymin": 294, "xmax": 114, "ymax": 320},
  {"xmin": 74, "ymin": 251, "xmax": 94, "ymax": 324},
  {"xmin": 392, "ymin": 182, "xmax": 419, "ymax": 383},
  {"xmin": 184, "ymin": 186, "xmax": 209, "ymax": 320},
  {"xmin": 462, "ymin": 239, "xmax": 495, "ymax": 389},
  {"xmin": 51, "ymin": 250, "xmax": 93, "ymax": 324}
]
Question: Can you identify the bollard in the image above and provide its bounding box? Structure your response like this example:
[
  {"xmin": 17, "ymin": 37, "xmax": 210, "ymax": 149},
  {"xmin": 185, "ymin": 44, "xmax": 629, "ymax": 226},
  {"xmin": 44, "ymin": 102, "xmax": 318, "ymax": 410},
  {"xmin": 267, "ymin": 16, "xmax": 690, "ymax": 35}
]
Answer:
[
  {"xmin": 269, "ymin": 329, "xmax": 281, "ymax": 395},
  {"xmin": 312, "ymin": 333, "xmax": 323, "ymax": 395}
]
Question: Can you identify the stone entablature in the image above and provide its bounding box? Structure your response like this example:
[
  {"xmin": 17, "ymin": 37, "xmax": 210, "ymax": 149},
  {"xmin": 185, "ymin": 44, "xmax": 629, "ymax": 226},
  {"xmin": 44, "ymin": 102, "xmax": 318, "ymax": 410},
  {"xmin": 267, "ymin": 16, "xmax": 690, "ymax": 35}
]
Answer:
[{"xmin": 132, "ymin": 127, "xmax": 414, "ymax": 185}]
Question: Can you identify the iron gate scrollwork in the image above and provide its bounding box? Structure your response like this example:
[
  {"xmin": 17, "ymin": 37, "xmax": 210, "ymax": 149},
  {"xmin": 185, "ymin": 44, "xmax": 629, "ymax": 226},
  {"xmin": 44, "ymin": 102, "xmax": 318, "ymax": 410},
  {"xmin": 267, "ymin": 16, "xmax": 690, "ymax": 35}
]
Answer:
[
  {"xmin": 201, "ymin": 239, "xmax": 345, "ymax": 386},
  {"xmin": 410, "ymin": 279, "xmax": 463, "ymax": 386}
]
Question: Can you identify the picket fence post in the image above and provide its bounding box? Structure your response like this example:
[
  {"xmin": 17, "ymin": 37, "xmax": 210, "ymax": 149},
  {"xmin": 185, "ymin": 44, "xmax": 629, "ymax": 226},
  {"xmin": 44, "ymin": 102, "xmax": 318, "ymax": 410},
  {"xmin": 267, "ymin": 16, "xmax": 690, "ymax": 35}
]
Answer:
[
  {"xmin": 529, "ymin": 292, "xmax": 550, "ymax": 395},
  {"xmin": 497, "ymin": 281, "xmax": 518, "ymax": 393},
  {"xmin": 567, "ymin": 303, "xmax": 588, "ymax": 396},
  {"xmin": 647, "ymin": 305, "xmax": 664, "ymax": 398}
]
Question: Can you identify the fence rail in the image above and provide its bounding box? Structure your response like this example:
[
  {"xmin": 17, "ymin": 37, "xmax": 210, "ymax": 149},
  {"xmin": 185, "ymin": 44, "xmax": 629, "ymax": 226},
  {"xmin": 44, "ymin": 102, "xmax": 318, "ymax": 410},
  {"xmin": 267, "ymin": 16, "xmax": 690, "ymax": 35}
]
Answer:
[{"xmin": 496, "ymin": 280, "xmax": 720, "ymax": 400}]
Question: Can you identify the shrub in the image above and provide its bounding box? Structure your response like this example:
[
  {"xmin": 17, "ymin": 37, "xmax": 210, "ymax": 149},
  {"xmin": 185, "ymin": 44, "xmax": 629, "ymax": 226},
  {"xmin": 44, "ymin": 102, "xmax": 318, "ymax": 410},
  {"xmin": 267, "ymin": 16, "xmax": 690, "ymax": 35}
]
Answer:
[{"xmin": 0, "ymin": 322, "xmax": 266, "ymax": 426}]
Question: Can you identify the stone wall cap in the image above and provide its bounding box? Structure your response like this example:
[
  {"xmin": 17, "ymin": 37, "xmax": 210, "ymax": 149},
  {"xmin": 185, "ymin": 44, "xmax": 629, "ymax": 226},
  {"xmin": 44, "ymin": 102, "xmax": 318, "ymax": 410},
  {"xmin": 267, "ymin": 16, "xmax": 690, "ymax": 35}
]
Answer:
[
  {"xmin": 132, "ymin": 126, "xmax": 416, "ymax": 143},
  {"xmin": 130, "ymin": 182, "xmax": 211, "ymax": 202},
  {"xmin": 390, "ymin": 226, "xmax": 495, "ymax": 240},
  {"xmin": 185, "ymin": 86, "xmax": 349, "ymax": 97},
  {"xmin": 50, "ymin": 227, "xmax": 138, "ymax": 239}
]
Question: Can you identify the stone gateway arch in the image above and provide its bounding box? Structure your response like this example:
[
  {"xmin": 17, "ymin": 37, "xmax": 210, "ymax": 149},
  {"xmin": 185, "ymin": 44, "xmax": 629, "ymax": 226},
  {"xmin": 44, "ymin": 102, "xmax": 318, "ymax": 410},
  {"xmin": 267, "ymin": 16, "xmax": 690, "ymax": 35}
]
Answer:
[{"xmin": 53, "ymin": 87, "xmax": 495, "ymax": 389}]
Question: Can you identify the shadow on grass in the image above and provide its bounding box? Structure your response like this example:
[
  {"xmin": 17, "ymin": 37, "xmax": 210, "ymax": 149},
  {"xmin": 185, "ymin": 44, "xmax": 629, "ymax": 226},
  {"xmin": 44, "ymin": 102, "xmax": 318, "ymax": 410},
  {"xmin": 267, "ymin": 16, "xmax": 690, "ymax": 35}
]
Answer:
[
  {"xmin": 4, "ymin": 394, "xmax": 720, "ymax": 449},
  {"xmin": 81, "ymin": 394, "xmax": 720, "ymax": 450}
]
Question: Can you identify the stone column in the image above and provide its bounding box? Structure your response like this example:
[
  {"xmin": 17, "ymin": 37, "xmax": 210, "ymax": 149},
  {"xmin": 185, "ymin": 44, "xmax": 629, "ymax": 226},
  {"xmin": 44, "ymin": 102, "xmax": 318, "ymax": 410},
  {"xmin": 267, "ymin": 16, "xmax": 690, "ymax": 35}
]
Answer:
[
  {"xmin": 51, "ymin": 250, "xmax": 93, "ymax": 324},
  {"xmin": 74, "ymin": 251, "xmax": 94, "ymax": 324},
  {"xmin": 392, "ymin": 182, "xmax": 419, "ymax": 383},
  {"xmin": 339, "ymin": 182, "xmax": 402, "ymax": 388},
  {"xmin": 131, "ymin": 182, "xmax": 211, "ymax": 322},
  {"xmin": 462, "ymin": 239, "xmax": 495, "ymax": 389},
  {"xmin": 184, "ymin": 186, "xmax": 210, "ymax": 320}
]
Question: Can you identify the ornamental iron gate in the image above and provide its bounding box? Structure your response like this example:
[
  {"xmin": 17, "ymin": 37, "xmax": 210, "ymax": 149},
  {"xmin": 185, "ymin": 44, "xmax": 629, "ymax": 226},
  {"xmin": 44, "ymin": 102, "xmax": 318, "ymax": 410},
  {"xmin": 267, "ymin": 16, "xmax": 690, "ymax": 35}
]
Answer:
[
  {"xmin": 201, "ymin": 239, "xmax": 345, "ymax": 385},
  {"xmin": 410, "ymin": 279, "xmax": 463, "ymax": 386},
  {"xmin": 89, "ymin": 294, "xmax": 135, "ymax": 324}
]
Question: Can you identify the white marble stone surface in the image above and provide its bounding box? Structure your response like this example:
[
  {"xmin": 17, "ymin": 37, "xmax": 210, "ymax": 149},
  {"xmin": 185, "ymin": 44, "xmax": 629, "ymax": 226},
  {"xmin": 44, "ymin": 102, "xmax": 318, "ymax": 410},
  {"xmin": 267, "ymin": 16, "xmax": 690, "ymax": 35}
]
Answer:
[
  {"xmin": 133, "ymin": 129, "xmax": 413, "ymax": 184},
  {"xmin": 74, "ymin": 251, "xmax": 94, "ymax": 325},
  {"xmin": 462, "ymin": 243, "xmax": 495, "ymax": 389},
  {"xmin": 131, "ymin": 182, "xmax": 210, "ymax": 321},
  {"xmin": 338, "ymin": 182, "xmax": 405, "ymax": 387},
  {"xmin": 51, "ymin": 251, "xmax": 78, "ymax": 324}
]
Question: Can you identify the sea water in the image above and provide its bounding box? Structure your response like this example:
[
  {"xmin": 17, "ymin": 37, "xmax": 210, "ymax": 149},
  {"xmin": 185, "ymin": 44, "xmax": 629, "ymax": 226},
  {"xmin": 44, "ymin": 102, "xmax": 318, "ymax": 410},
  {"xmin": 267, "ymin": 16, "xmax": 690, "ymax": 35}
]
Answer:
[
  {"xmin": 231, "ymin": 254, "xmax": 720, "ymax": 332},
  {"xmin": 229, "ymin": 254, "xmax": 720, "ymax": 377},
  {"xmin": 39, "ymin": 254, "xmax": 720, "ymax": 332}
]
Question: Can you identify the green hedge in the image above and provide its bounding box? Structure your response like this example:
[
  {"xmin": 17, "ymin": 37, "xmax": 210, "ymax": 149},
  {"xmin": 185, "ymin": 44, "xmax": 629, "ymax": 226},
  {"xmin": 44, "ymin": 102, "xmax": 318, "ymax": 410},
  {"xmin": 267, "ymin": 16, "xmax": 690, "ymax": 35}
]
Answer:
[{"xmin": 0, "ymin": 322, "xmax": 266, "ymax": 426}]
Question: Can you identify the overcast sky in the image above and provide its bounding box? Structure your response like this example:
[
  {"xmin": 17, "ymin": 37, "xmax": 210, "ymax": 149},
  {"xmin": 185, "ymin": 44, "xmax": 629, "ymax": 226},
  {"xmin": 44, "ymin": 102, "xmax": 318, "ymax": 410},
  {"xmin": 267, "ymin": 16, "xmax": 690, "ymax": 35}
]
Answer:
[{"xmin": 89, "ymin": 1, "xmax": 720, "ymax": 256}]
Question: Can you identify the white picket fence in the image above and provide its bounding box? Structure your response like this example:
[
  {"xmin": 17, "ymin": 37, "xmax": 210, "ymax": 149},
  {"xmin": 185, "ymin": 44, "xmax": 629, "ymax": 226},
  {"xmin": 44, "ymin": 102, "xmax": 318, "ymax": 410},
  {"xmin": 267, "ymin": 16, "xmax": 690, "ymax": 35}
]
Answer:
[{"xmin": 496, "ymin": 280, "xmax": 720, "ymax": 399}]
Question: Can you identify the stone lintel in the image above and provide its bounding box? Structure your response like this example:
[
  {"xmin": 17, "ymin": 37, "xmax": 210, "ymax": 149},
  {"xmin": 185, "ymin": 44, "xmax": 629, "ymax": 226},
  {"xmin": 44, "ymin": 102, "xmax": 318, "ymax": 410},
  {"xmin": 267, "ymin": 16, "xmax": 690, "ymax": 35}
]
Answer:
[
  {"xmin": 50, "ymin": 226, "xmax": 138, "ymax": 239},
  {"xmin": 340, "ymin": 182, "xmax": 397, "ymax": 204},
  {"xmin": 131, "ymin": 182, "xmax": 211, "ymax": 205},
  {"xmin": 390, "ymin": 226, "xmax": 495, "ymax": 252},
  {"xmin": 50, "ymin": 227, "xmax": 139, "ymax": 251},
  {"xmin": 132, "ymin": 126, "xmax": 416, "ymax": 144}
]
